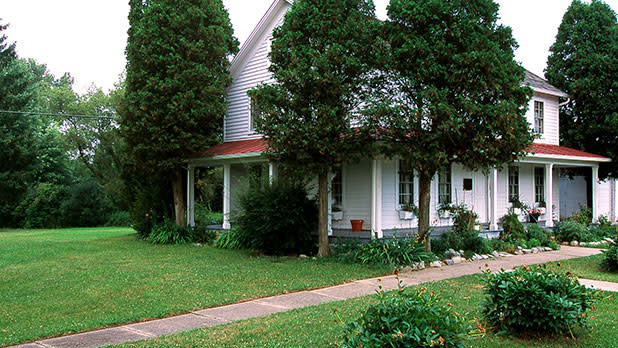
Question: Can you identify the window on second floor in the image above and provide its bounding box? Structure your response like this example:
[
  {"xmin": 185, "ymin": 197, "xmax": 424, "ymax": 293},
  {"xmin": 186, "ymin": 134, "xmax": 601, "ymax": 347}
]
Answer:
[
  {"xmin": 398, "ymin": 160, "xmax": 414, "ymax": 207},
  {"xmin": 535, "ymin": 167, "xmax": 545, "ymax": 204},
  {"xmin": 508, "ymin": 165, "xmax": 519, "ymax": 203},
  {"xmin": 534, "ymin": 101, "xmax": 544, "ymax": 134},
  {"xmin": 438, "ymin": 166, "xmax": 452, "ymax": 205}
]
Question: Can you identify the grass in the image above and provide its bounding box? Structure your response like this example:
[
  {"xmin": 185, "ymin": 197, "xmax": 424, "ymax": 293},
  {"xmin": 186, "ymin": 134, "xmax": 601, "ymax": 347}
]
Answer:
[
  {"xmin": 0, "ymin": 227, "xmax": 390, "ymax": 346},
  {"xmin": 546, "ymin": 253, "xmax": 618, "ymax": 283},
  {"xmin": 112, "ymin": 274, "xmax": 618, "ymax": 348}
]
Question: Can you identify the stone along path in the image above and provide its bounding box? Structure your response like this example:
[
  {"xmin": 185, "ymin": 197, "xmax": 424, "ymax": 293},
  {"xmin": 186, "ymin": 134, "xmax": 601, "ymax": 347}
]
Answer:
[{"xmin": 8, "ymin": 246, "xmax": 612, "ymax": 348}]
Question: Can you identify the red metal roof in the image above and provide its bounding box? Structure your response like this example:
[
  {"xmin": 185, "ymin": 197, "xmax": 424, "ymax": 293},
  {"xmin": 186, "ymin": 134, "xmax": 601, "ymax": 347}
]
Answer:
[
  {"xmin": 198, "ymin": 139, "xmax": 268, "ymax": 158},
  {"xmin": 195, "ymin": 139, "xmax": 608, "ymax": 161},
  {"xmin": 527, "ymin": 143, "xmax": 608, "ymax": 159}
]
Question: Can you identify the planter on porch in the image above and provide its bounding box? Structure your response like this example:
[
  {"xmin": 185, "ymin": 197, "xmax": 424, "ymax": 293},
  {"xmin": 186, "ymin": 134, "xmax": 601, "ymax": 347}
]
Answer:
[
  {"xmin": 398, "ymin": 210, "xmax": 415, "ymax": 220},
  {"xmin": 350, "ymin": 219, "xmax": 364, "ymax": 232},
  {"xmin": 331, "ymin": 211, "xmax": 343, "ymax": 220}
]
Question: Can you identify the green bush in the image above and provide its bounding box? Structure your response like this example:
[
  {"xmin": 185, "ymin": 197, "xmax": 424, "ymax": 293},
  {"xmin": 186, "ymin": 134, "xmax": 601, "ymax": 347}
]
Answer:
[
  {"xmin": 432, "ymin": 230, "xmax": 464, "ymax": 256},
  {"xmin": 60, "ymin": 178, "xmax": 111, "ymax": 227},
  {"xmin": 189, "ymin": 225, "xmax": 218, "ymax": 244},
  {"xmin": 147, "ymin": 220, "xmax": 194, "ymax": 244},
  {"xmin": 601, "ymin": 242, "xmax": 618, "ymax": 272},
  {"xmin": 232, "ymin": 181, "xmax": 317, "ymax": 255},
  {"xmin": 571, "ymin": 204, "xmax": 592, "ymax": 226},
  {"xmin": 348, "ymin": 236, "xmax": 434, "ymax": 267},
  {"xmin": 527, "ymin": 238, "xmax": 540, "ymax": 248},
  {"xmin": 194, "ymin": 202, "xmax": 223, "ymax": 226},
  {"xmin": 498, "ymin": 213, "xmax": 526, "ymax": 240},
  {"xmin": 463, "ymin": 235, "xmax": 491, "ymax": 254},
  {"xmin": 436, "ymin": 205, "xmax": 489, "ymax": 255},
  {"xmin": 15, "ymin": 183, "xmax": 66, "ymax": 228},
  {"xmin": 105, "ymin": 211, "xmax": 131, "ymax": 227},
  {"xmin": 554, "ymin": 220, "xmax": 591, "ymax": 243},
  {"xmin": 213, "ymin": 229, "xmax": 245, "ymax": 250},
  {"xmin": 526, "ymin": 224, "xmax": 551, "ymax": 246},
  {"xmin": 482, "ymin": 265, "xmax": 595, "ymax": 336},
  {"xmin": 340, "ymin": 282, "xmax": 471, "ymax": 347}
]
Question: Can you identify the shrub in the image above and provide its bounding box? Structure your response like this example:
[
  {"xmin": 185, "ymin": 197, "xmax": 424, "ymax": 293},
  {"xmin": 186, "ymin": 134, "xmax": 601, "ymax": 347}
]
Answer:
[
  {"xmin": 16, "ymin": 183, "xmax": 66, "ymax": 228},
  {"xmin": 105, "ymin": 211, "xmax": 131, "ymax": 227},
  {"xmin": 527, "ymin": 238, "xmax": 540, "ymax": 248},
  {"xmin": 189, "ymin": 225, "xmax": 218, "ymax": 244},
  {"xmin": 571, "ymin": 204, "xmax": 592, "ymax": 226},
  {"xmin": 554, "ymin": 220, "xmax": 591, "ymax": 243},
  {"xmin": 60, "ymin": 178, "xmax": 111, "ymax": 227},
  {"xmin": 232, "ymin": 181, "xmax": 317, "ymax": 255},
  {"xmin": 462, "ymin": 235, "xmax": 491, "ymax": 254},
  {"xmin": 345, "ymin": 236, "xmax": 434, "ymax": 267},
  {"xmin": 340, "ymin": 281, "xmax": 471, "ymax": 347},
  {"xmin": 482, "ymin": 265, "xmax": 595, "ymax": 336},
  {"xmin": 213, "ymin": 229, "xmax": 245, "ymax": 250},
  {"xmin": 498, "ymin": 213, "xmax": 526, "ymax": 240},
  {"xmin": 601, "ymin": 242, "xmax": 618, "ymax": 272},
  {"xmin": 526, "ymin": 224, "xmax": 551, "ymax": 246},
  {"xmin": 433, "ymin": 230, "xmax": 464, "ymax": 256},
  {"xmin": 194, "ymin": 202, "xmax": 223, "ymax": 225},
  {"xmin": 147, "ymin": 220, "xmax": 193, "ymax": 244}
]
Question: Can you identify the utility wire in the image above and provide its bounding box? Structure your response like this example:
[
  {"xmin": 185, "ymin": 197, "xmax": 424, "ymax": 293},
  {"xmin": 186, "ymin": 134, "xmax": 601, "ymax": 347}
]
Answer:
[{"xmin": 0, "ymin": 110, "xmax": 119, "ymax": 120}]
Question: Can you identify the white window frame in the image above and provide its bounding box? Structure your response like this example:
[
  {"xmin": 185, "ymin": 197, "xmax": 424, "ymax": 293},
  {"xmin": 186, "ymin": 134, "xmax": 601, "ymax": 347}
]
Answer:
[
  {"xmin": 534, "ymin": 167, "xmax": 545, "ymax": 204},
  {"xmin": 508, "ymin": 165, "xmax": 520, "ymax": 203},
  {"xmin": 438, "ymin": 165, "xmax": 452, "ymax": 205},
  {"xmin": 397, "ymin": 159, "xmax": 415, "ymax": 208},
  {"xmin": 534, "ymin": 100, "xmax": 544, "ymax": 135},
  {"xmin": 248, "ymin": 96, "xmax": 259, "ymax": 134},
  {"xmin": 331, "ymin": 166, "xmax": 344, "ymax": 209}
]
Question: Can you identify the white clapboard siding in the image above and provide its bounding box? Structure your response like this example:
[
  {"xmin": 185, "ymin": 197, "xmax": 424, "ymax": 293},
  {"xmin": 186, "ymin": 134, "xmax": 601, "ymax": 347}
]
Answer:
[
  {"xmin": 224, "ymin": 5, "xmax": 288, "ymax": 142},
  {"xmin": 332, "ymin": 160, "xmax": 372, "ymax": 230},
  {"xmin": 597, "ymin": 179, "xmax": 612, "ymax": 218},
  {"xmin": 528, "ymin": 91, "xmax": 560, "ymax": 145}
]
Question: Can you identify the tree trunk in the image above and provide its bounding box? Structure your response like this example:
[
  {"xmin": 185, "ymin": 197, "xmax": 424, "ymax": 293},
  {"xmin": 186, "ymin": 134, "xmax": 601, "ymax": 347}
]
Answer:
[
  {"xmin": 172, "ymin": 169, "xmax": 186, "ymax": 227},
  {"xmin": 317, "ymin": 171, "xmax": 331, "ymax": 257},
  {"xmin": 418, "ymin": 170, "xmax": 432, "ymax": 252}
]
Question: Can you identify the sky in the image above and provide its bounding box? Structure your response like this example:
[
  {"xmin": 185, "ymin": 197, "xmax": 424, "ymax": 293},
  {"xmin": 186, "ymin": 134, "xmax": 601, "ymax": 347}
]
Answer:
[{"xmin": 2, "ymin": 0, "xmax": 618, "ymax": 94}]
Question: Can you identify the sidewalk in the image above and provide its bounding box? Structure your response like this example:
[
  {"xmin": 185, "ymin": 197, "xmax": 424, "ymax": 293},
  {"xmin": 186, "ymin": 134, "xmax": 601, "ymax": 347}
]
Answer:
[{"xmin": 9, "ymin": 246, "xmax": 610, "ymax": 348}]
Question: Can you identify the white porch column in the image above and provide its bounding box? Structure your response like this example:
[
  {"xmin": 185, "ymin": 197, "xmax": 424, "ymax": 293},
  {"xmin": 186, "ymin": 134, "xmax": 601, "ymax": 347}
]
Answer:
[
  {"xmin": 371, "ymin": 159, "xmax": 383, "ymax": 239},
  {"xmin": 489, "ymin": 168, "xmax": 499, "ymax": 230},
  {"xmin": 186, "ymin": 165, "xmax": 195, "ymax": 227},
  {"xmin": 268, "ymin": 162, "xmax": 277, "ymax": 184},
  {"xmin": 544, "ymin": 163, "xmax": 554, "ymax": 228},
  {"xmin": 592, "ymin": 165, "xmax": 599, "ymax": 222},
  {"xmin": 222, "ymin": 163, "xmax": 231, "ymax": 230},
  {"xmin": 612, "ymin": 179, "xmax": 617, "ymax": 222}
]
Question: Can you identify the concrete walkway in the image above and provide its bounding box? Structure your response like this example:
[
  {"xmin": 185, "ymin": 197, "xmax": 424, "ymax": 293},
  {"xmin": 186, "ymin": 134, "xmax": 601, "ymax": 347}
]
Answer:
[{"xmin": 8, "ymin": 246, "xmax": 614, "ymax": 348}]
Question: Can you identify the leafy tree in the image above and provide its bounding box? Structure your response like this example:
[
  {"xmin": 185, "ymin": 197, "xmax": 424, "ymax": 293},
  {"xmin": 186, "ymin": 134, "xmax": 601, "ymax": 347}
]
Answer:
[
  {"xmin": 249, "ymin": 0, "xmax": 378, "ymax": 257},
  {"xmin": 366, "ymin": 0, "xmax": 534, "ymax": 250},
  {"xmin": 121, "ymin": 0, "xmax": 238, "ymax": 228},
  {"xmin": 0, "ymin": 23, "xmax": 71, "ymax": 226},
  {"xmin": 546, "ymin": 0, "xmax": 618, "ymax": 178}
]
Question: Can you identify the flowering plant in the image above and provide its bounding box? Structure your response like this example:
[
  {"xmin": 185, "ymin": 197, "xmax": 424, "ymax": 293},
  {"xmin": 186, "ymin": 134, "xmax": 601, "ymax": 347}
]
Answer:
[{"xmin": 528, "ymin": 208, "xmax": 542, "ymax": 222}]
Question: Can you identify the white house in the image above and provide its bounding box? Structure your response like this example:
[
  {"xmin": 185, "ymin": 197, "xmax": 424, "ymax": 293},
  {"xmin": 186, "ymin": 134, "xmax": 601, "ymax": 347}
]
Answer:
[{"xmin": 187, "ymin": 0, "xmax": 616, "ymax": 237}]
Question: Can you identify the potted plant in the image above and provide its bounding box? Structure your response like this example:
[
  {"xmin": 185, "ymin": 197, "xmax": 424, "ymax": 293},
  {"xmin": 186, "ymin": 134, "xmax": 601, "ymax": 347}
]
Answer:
[
  {"xmin": 528, "ymin": 208, "xmax": 541, "ymax": 223},
  {"xmin": 331, "ymin": 206, "xmax": 343, "ymax": 220},
  {"xmin": 537, "ymin": 201, "xmax": 546, "ymax": 215},
  {"xmin": 398, "ymin": 203, "xmax": 417, "ymax": 220},
  {"xmin": 438, "ymin": 203, "xmax": 452, "ymax": 219},
  {"xmin": 350, "ymin": 219, "xmax": 364, "ymax": 232},
  {"xmin": 510, "ymin": 198, "xmax": 523, "ymax": 215}
]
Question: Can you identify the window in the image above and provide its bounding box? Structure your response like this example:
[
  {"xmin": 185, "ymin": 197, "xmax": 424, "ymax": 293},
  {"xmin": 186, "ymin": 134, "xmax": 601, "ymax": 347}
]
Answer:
[
  {"xmin": 508, "ymin": 166, "xmax": 519, "ymax": 203},
  {"xmin": 332, "ymin": 168, "xmax": 343, "ymax": 208},
  {"xmin": 534, "ymin": 101, "xmax": 544, "ymax": 134},
  {"xmin": 248, "ymin": 163, "xmax": 267, "ymax": 188},
  {"xmin": 398, "ymin": 160, "xmax": 414, "ymax": 207},
  {"xmin": 535, "ymin": 167, "xmax": 545, "ymax": 204},
  {"xmin": 249, "ymin": 96, "xmax": 261, "ymax": 133},
  {"xmin": 463, "ymin": 178, "xmax": 473, "ymax": 191},
  {"xmin": 438, "ymin": 166, "xmax": 452, "ymax": 204}
]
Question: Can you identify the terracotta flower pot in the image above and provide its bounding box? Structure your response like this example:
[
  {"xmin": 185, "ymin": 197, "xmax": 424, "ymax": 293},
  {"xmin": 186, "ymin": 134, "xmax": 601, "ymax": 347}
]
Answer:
[{"xmin": 350, "ymin": 219, "xmax": 364, "ymax": 232}]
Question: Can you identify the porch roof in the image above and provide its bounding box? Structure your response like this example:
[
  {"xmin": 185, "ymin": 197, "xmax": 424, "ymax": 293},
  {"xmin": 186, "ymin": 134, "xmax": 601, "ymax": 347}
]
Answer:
[
  {"xmin": 526, "ymin": 143, "xmax": 610, "ymax": 162},
  {"xmin": 192, "ymin": 138, "xmax": 610, "ymax": 163}
]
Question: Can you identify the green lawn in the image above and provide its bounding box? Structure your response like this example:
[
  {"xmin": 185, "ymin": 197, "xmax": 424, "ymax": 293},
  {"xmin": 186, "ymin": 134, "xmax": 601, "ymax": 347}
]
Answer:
[
  {"xmin": 547, "ymin": 254, "xmax": 618, "ymax": 283},
  {"xmin": 0, "ymin": 228, "xmax": 390, "ymax": 346},
  {"xmin": 113, "ymin": 274, "xmax": 618, "ymax": 348}
]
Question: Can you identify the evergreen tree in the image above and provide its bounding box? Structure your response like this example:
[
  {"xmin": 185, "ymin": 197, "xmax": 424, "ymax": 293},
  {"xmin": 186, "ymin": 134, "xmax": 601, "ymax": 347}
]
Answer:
[
  {"xmin": 249, "ymin": 0, "xmax": 378, "ymax": 257},
  {"xmin": 546, "ymin": 0, "xmax": 618, "ymax": 178},
  {"xmin": 367, "ymin": 0, "xmax": 534, "ymax": 250},
  {"xmin": 122, "ymin": 0, "xmax": 238, "ymax": 227}
]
